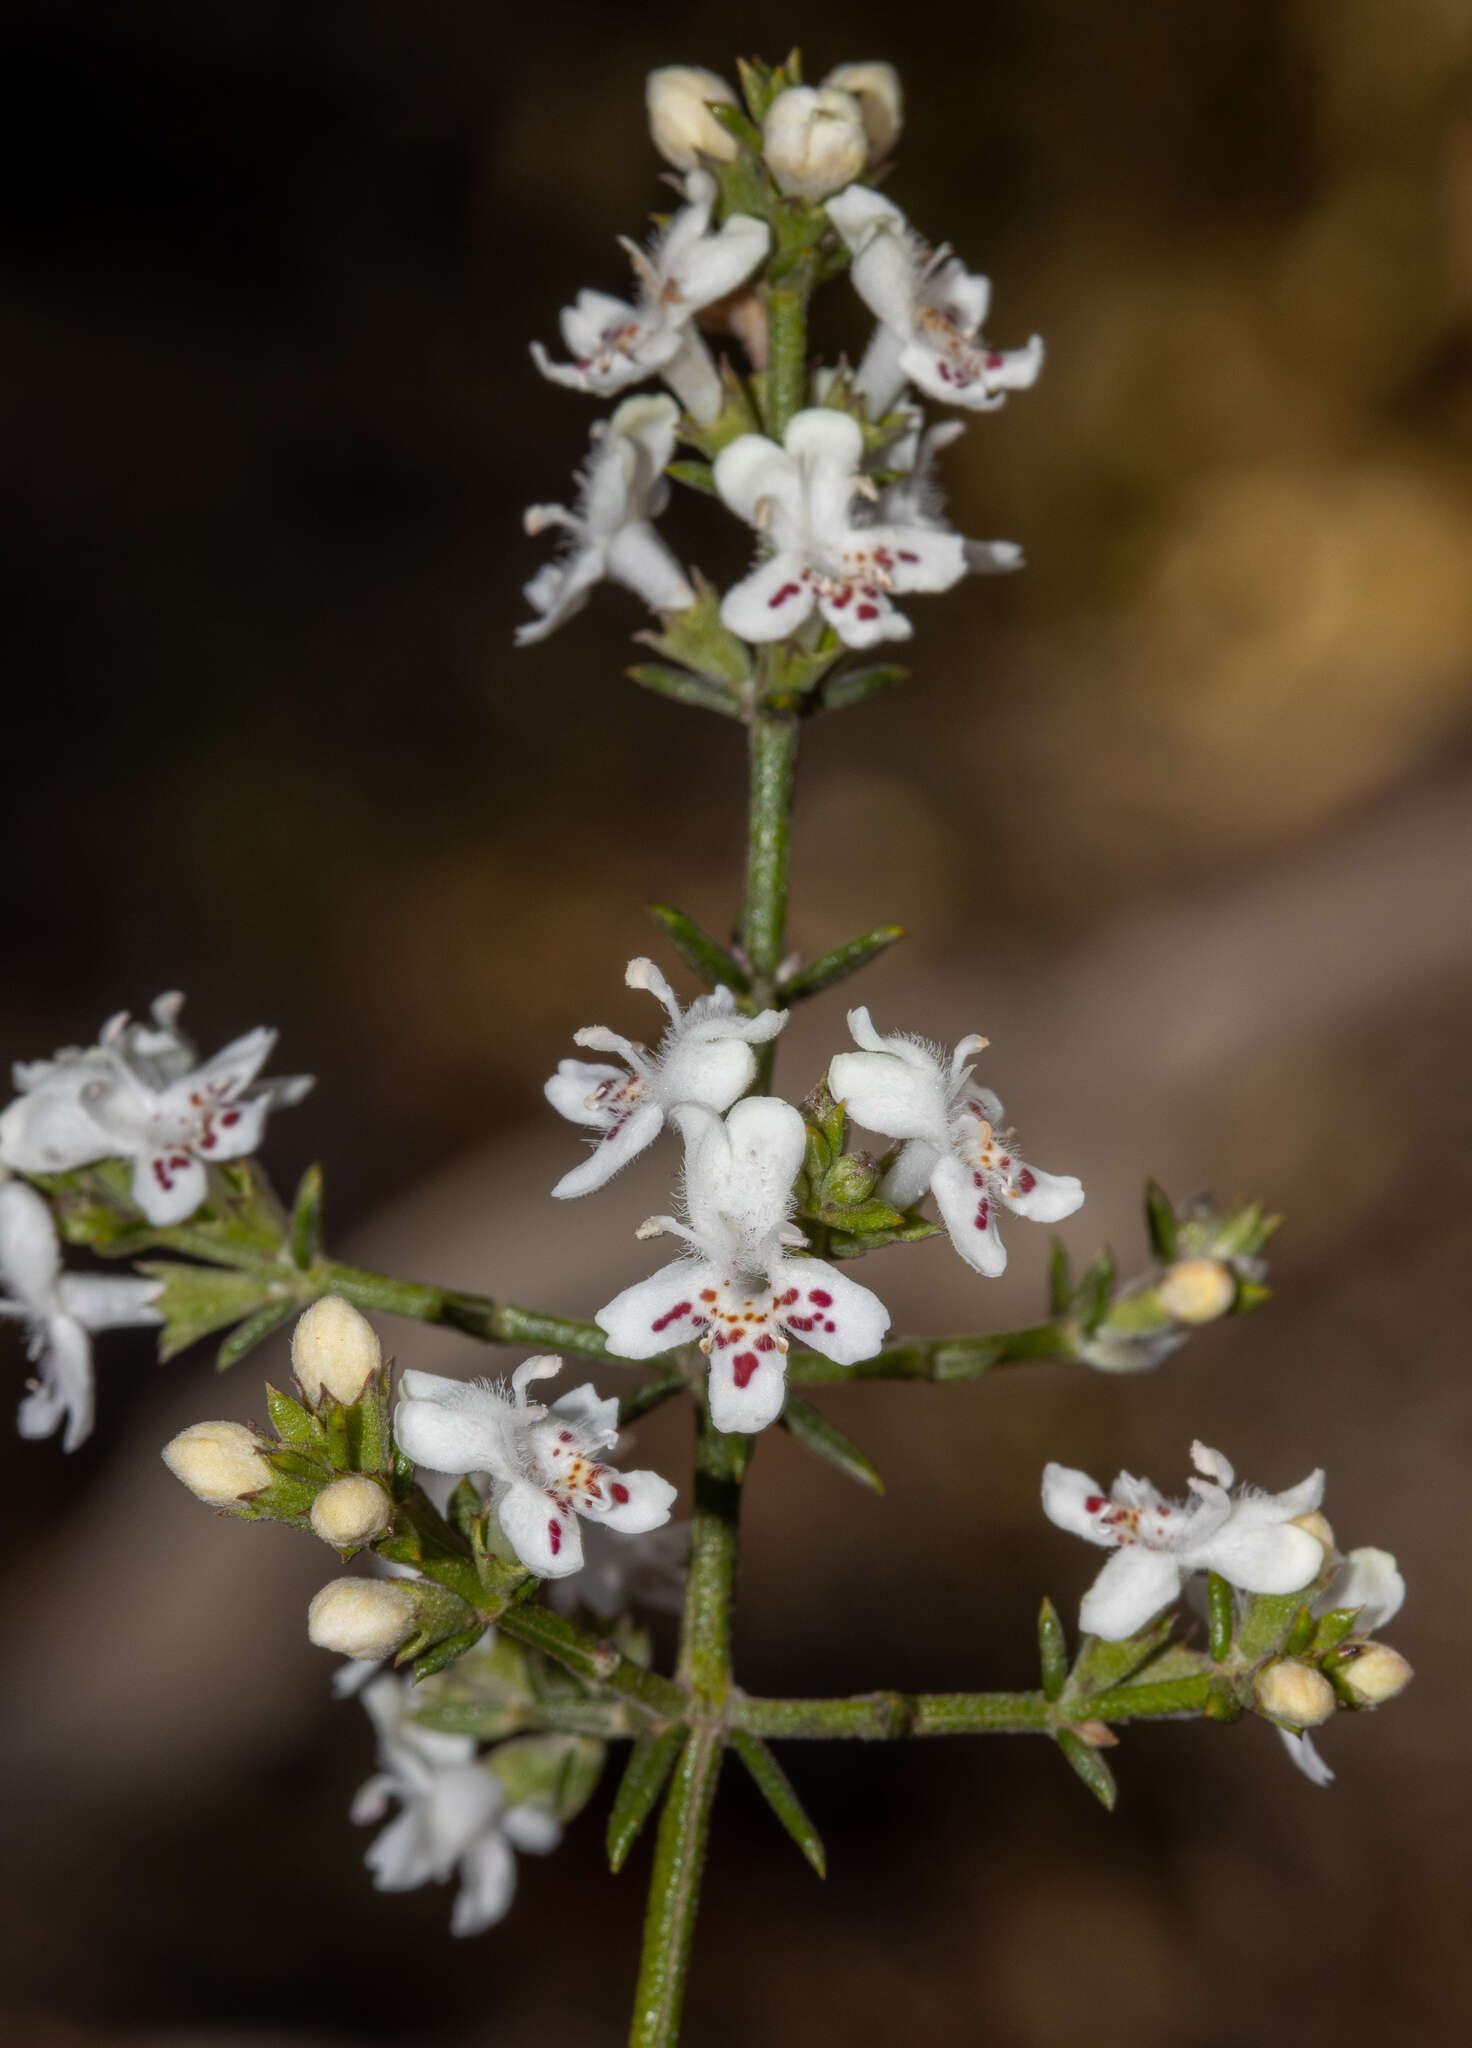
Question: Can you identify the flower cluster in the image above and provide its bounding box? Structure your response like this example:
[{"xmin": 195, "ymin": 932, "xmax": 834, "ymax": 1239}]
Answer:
[{"xmin": 518, "ymin": 59, "xmax": 1035, "ymax": 655}]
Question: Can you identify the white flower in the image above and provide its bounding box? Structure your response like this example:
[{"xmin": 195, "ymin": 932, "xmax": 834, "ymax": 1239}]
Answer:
[
  {"xmin": 0, "ymin": 1179, "xmax": 161, "ymax": 1450},
  {"xmin": 762, "ymin": 86, "xmax": 868, "ymax": 201},
  {"xmin": 828, "ymin": 1007, "xmax": 1082, "ymax": 1277},
  {"xmin": 821, "ymin": 63, "xmax": 903, "ymax": 162},
  {"xmin": 1042, "ymin": 1440, "xmax": 1327, "ymax": 1641},
  {"xmin": 394, "ymin": 1357, "xmax": 677, "ymax": 1581},
  {"xmin": 1279, "ymin": 1543, "xmax": 1407, "ymax": 1788},
  {"xmin": 547, "ymin": 1519, "xmax": 690, "ymax": 1620},
  {"xmin": 879, "ymin": 414, "xmax": 1023, "ymax": 575},
  {"xmin": 594, "ymin": 1097, "xmax": 890, "ymax": 1434},
  {"xmin": 546, "ymin": 957, "xmax": 786, "ymax": 1198},
  {"xmin": 518, "ymin": 396, "xmax": 696, "ymax": 647},
  {"xmin": 530, "ymin": 170, "xmax": 769, "ymax": 425},
  {"xmin": 352, "ymin": 1673, "xmax": 559, "ymax": 1935},
  {"xmin": 0, "ymin": 991, "xmax": 313, "ymax": 1228},
  {"xmin": 645, "ymin": 67, "xmax": 740, "ymax": 171},
  {"xmin": 826, "ymin": 186, "xmax": 1043, "ymax": 416},
  {"xmin": 714, "ymin": 408, "xmax": 967, "ymax": 649}
]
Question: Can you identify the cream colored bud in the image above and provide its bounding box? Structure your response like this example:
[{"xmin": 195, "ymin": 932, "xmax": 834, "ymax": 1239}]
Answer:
[
  {"xmin": 310, "ymin": 1475, "xmax": 393, "ymax": 1549},
  {"xmin": 1157, "ymin": 1257, "xmax": 1236, "ymax": 1324},
  {"xmin": 762, "ymin": 86, "xmax": 868, "ymax": 201},
  {"xmin": 1337, "ymin": 1642, "xmax": 1413, "ymax": 1705},
  {"xmin": 292, "ymin": 1295, "xmax": 381, "ymax": 1406},
  {"xmin": 1291, "ymin": 1509, "xmax": 1336, "ymax": 1563},
  {"xmin": 821, "ymin": 62, "xmax": 903, "ymax": 160},
  {"xmin": 646, "ymin": 66, "xmax": 740, "ymax": 171},
  {"xmin": 307, "ymin": 1577, "xmax": 417, "ymax": 1661},
  {"xmin": 162, "ymin": 1420, "xmax": 271, "ymax": 1506},
  {"xmin": 1255, "ymin": 1657, "xmax": 1336, "ymax": 1729}
]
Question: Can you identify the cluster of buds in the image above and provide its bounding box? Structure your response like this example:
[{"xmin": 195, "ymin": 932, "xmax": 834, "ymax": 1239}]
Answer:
[{"xmin": 646, "ymin": 59, "xmax": 900, "ymax": 198}]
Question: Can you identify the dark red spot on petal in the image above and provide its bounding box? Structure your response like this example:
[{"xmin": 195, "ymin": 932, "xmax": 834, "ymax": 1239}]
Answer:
[
  {"xmin": 808, "ymin": 1289, "xmax": 833, "ymax": 1307},
  {"xmin": 898, "ymin": 550, "xmax": 919, "ymax": 563},
  {"xmin": 611, "ymin": 1481, "xmax": 629, "ymax": 1504},
  {"xmin": 731, "ymin": 1352, "xmax": 759, "ymax": 1388},
  {"xmin": 856, "ymin": 604, "xmax": 879, "ymax": 621},
  {"xmin": 559, "ymin": 1430, "xmax": 574, "ymax": 1443},
  {"xmin": 786, "ymin": 1314, "xmax": 814, "ymax": 1332},
  {"xmin": 220, "ymin": 1111, "xmax": 241, "ymax": 1128},
  {"xmin": 755, "ymin": 1333, "xmax": 776, "ymax": 1352},
  {"xmin": 974, "ymin": 1201, "xmax": 990, "ymax": 1230},
  {"xmin": 548, "ymin": 1519, "xmax": 562, "ymax": 1556},
  {"xmin": 651, "ymin": 1301, "xmax": 692, "ymax": 1333},
  {"xmin": 769, "ymin": 582, "xmax": 801, "ymax": 608},
  {"xmin": 984, "ymin": 351, "xmax": 1003, "ymax": 370},
  {"xmin": 1016, "ymin": 1168, "xmax": 1036, "ymax": 1194},
  {"xmin": 700, "ymin": 1288, "xmax": 718, "ymax": 1302},
  {"xmin": 1085, "ymin": 1495, "xmax": 1106, "ymax": 1514},
  {"xmin": 778, "ymin": 1288, "xmax": 800, "ymax": 1307}
]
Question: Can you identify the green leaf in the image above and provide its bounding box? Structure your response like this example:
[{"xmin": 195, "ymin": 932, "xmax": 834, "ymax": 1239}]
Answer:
[
  {"xmin": 817, "ymin": 663, "xmax": 907, "ymax": 713},
  {"xmin": 627, "ymin": 664, "xmax": 741, "ymax": 719},
  {"xmin": 1038, "ymin": 1597, "xmax": 1068, "ymax": 1702},
  {"xmin": 1233, "ymin": 1280, "xmax": 1273, "ymax": 1314},
  {"xmin": 736, "ymin": 55, "xmax": 779, "ymax": 122},
  {"xmin": 665, "ymin": 459, "xmax": 716, "ymax": 496},
  {"xmin": 730, "ymin": 1730, "xmax": 826, "ymax": 1876},
  {"xmin": 1236, "ymin": 1591, "xmax": 1313, "ymax": 1661},
  {"xmin": 1310, "ymin": 1607, "xmax": 1361, "ymax": 1655},
  {"xmin": 1066, "ymin": 1615, "xmax": 1176, "ymax": 1702},
  {"xmin": 635, "ymin": 571, "xmax": 752, "ymax": 688},
  {"xmin": 1206, "ymin": 1572, "xmax": 1235, "ymax": 1663},
  {"xmin": 814, "ymin": 1197, "xmax": 904, "ymax": 1233},
  {"xmin": 216, "ymin": 1296, "xmax": 296, "ymax": 1370},
  {"xmin": 779, "ymin": 925, "xmax": 905, "ymax": 1003},
  {"xmin": 780, "ymin": 1395, "xmax": 884, "ymax": 1494},
  {"xmin": 409, "ymin": 1623, "xmax": 488, "ymax": 1682},
  {"xmin": 1056, "ymin": 1729, "xmax": 1118, "ymax": 1810},
  {"xmin": 646, "ymin": 903, "xmax": 750, "ymax": 992},
  {"xmin": 803, "ymin": 1077, "xmax": 847, "ymax": 1157},
  {"xmin": 289, "ymin": 1164, "xmax": 325, "ymax": 1270},
  {"xmin": 608, "ymin": 1728, "xmax": 686, "ymax": 1873},
  {"xmin": 265, "ymin": 1382, "xmax": 326, "ymax": 1449},
  {"xmin": 138, "ymin": 1260, "xmax": 283, "ymax": 1363},
  {"xmin": 489, "ymin": 1733, "xmax": 606, "ymax": 1822},
  {"xmin": 1143, "ymin": 1181, "xmax": 1179, "ymax": 1261},
  {"xmin": 448, "ymin": 1476, "xmax": 481, "ymax": 1544},
  {"xmin": 1072, "ymin": 1249, "xmax": 1117, "ymax": 1334}
]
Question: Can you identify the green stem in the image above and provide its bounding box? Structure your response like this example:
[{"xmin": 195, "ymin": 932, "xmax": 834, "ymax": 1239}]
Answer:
[
  {"xmin": 739, "ymin": 709, "xmax": 799, "ymax": 1008},
  {"xmin": 627, "ymin": 1733, "xmax": 723, "ymax": 2048},
  {"xmin": 496, "ymin": 1602, "xmax": 690, "ymax": 1724},
  {"xmin": 677, "ymin": 1410, "xmax": 746, "ymax": 1706},
  {"xmin": 731, "ymin": 1675, "xmax": 1214, "ymax": 1739},
  {"xmin": 785, "ymin": 1321, "xmax": 1075, "ymax": 1384},
  {"xmin": 318, "ymin": 1261, "xmax": 621, "ymax": 1365},
  {"xmin": 765, "ymin": 283, "xmax": 809, "ymax": 442}
]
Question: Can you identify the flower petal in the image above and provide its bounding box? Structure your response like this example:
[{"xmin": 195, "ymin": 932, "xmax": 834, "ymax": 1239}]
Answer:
[
  {"xmin": 720, "ymin": 552, "xmax": 816, "ymax": 642},
  {"xmin": 552, "ymin": 1098, "xmax": 665, "ymax": 1200},
  {"xmin": 1001, "ymin": 1164, "xmax": 1084, "ymax": 1225},
  {"xmin": 199, "ymin": 1093, "xmax": 270, "ymax": 1163},
  {"xmin": 605, "ymin": 522, "xmax": 696, "ymax": 615},
  {"xmin": 827, "ymin": 1047, "xmax": 948, "ymax": 1144},
  {"xmin": 930, "ymin": 1152, "xmax": 1008, "ymax": 1276},
  {"xmin": 707, "ymin": 1343, "xmax": 788, "ymax": 1434},
  {"xmin": 544, "ymin": 1060, "xmax": 627, "ymax": 1129},
  {"xmin": 497, "ymin": 1480, "xmax": 584, "ymax": 1578},
  {"xmin": 1198, "ymin": 1517, "xmax": 1325, "ymax": 1597},
  {"xmin": 1041, "ymin": 1461, "xmax": 1116, "ymax": 1546},
  {"xmin": 1323, "ymin": 1546, "xmax": 1404, "ymax": 1632},
  {"xmin": 1078, "ymin": 1545, "xmax": 1185, "ymax": 1641},
  {"xmin": 131, "ymin": 1151, "xmax": 209, "ymax": 1228},
  {"xmin": 502, "ymin": 1803, "xmax": 562, "ymax": 1855},
  {"xmin": 57, "ymin": 1272, "xmax": 163, "ymax": 1331},
  {"xmin": 0, "ymin": 1179, "xmax": 63, "ymax": 1307},
  {"xmin": 712, "ymin": 434, "xmax": 803, "ymax": 532},
  {"xmin": 589, "ymin": 1465, "xmax": 678, "ymax": 1534},
  {"xmin": 16, "ymin": 1313, "xmax": 94, "ymax": 1450},
  {"xmin": 671, "ymin": 210, "xmax": 770, "ymax": 308},
  {"xmin": 395, "ymin": 1374, "xmax": 514, "ymax": 1477},
  {"xmin": 876, "ymin": 1137, "xmax": 940, "ymax": 1213},
  {"xmin": 774, "ymin": 1255, "xmax": 889, "ymax": 1367},
  {"xmin": 451, "ymin": 1829, "xmax": 517, "ymax": 1935},
  {"xmin": 0, "ymin": 1078, "xmax": 112, "ymax": 1175},
  {"xmin": 1278, "ymin": 1728, "xmax": 1336, "ymax": 1788},
  {"xmin": 595, "ymin": 1258, "xmax": 719, "ymax": 1359}
]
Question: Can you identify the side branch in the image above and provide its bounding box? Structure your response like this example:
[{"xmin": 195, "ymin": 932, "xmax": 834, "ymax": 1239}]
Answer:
[
  {"xmin": 785, "ymin": 1321, "xmax": 1072, "ymax": 1384},
  {"xmin": 731, "ymin": 1674, "xmax": 1213, "ymax": 1738}
]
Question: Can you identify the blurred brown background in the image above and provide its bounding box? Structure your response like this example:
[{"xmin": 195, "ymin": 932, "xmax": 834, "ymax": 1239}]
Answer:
[{"xmin": 1, "ymin": 1, "xmax": 1470, "ymax": 2043}]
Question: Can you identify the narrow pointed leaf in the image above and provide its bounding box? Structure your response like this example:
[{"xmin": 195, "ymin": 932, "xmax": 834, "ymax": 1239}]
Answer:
[
  {"xmin": 1206, "ymin": 1572, "xmax": 1234, "ymax": 1663},
  {"xmin": 779, "ymin": 1395, "xmax": 884, "ymax": 1494},
  {"xmin": 607, "ymin": 1727, "xmax": 686, "ymax": 1873},
  {"xmin": 216, "ymin": 1296, "xmax": 296, "ymax": 1371},
  {"xmin": 1056, "ymin": 1728, "xmax": 1118, "ymax": 1810},
  {"xmin": 647, "ymin": 904, "xmax": 750, "ymax": 992},
  {"xmin": 817, "ymin": 663, "xmax": 907, "ymax": 712},
  {"xmin": 1073, "ymin": 1249, "xmax": 1116, "ymax": 1333},
  {"xmin": 730, "ymin": 1730, "xmax": 826, "ymax": 1876},
  {"xmin": 1066, "ymin": 1615, "xmax": 1176, "ymax": 1701},
  {"xmin": 265, "ymin": 1383, "xmax": 326, "ymax": 1450},
  {"xmin": 409, "ymin": 1622, "xmax": 488, "ymax": 1683},
  {"xmin": 779, "ymin": 926, "xmax": 905, "ymax": 1003},
  {"xmin": 665, "ymin": 459, "xmax": 716, "ymax": 497},
  {"xmin": 627, "ymin": 664, "xmax": 741, "ymax": 719},
  {"xmin": 1038, "ymin": 1598, "xmax": 1068, "ymax": 1702},
  {"xmin": 289, "ymin": 1164, "xmax": 325, "ymax": 1270},
  {"xmin": 1143, "ymin": 1181, "xmax": 1178, "ymax": 1262}
]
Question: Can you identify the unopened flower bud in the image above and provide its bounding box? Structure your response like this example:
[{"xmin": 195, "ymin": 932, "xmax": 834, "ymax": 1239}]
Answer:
[
  {"xmin": 646, "ymin": 66, "xmax": 740, "ymax": 171},
  {"xmin": 307, "ymin": 1577, "xmax": 417, "ymax": 1660},
  {"xmin": 762, "ymin": 87, "xmax": 867, "ymax": 201},
  {"xmin": 162, "ymin": 1419, "xmax": 271, "ymax": 1506},
  {"xmin": 821, "ymin": 62, "xmax": 903, "ymax": 160},
  {"xmin": 292, "ymin": 1295, "xmax": 381, "ymax": 1406},
  {"xmin": 1157, "ymin": 1257, "xmax": 1235, "ymax": 1324},
  {"xmin": 1255, "ymin": 1657, "xmax": 1336, "ymax": 1728},
  {"xmin": 310, "ymin": 1475, "xmax": 393, "ymax": 1549},
  {"xmin": 1291, "ymin": 1509, "xmax": 1336, "ymax": 1563},
  {"xmin": 1336, "ymin": 1641, "xmax": 1413, "ymax": 1705}
]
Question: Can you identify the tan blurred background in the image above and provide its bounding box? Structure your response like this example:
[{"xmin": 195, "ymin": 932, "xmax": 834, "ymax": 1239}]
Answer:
[{"xmin": 1, "ymin": 1, "xmax": 1470, "ymax": 2043}]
